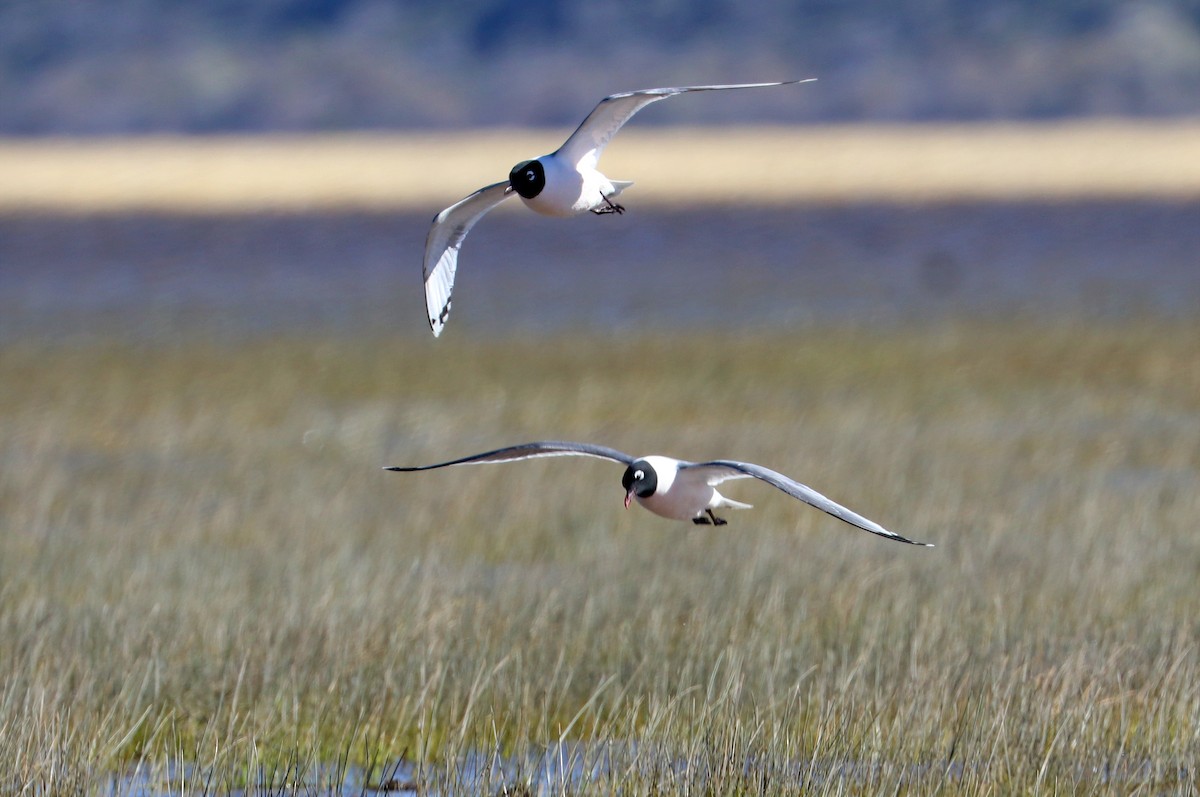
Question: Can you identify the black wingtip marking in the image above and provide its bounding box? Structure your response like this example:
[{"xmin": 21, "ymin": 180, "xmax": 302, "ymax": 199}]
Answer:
[{"xmin": 430, "ymin": 300, "xmax": 452, "ymax": 332}]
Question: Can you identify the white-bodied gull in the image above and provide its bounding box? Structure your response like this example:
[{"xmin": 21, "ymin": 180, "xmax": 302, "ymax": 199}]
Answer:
[
  {"xmin": 385, "ymin": 440, "xmax": 931, "ymax": 546},
  {"xmin": 422, "ymin": 80, "xmax": 815, "ymax": 336}
]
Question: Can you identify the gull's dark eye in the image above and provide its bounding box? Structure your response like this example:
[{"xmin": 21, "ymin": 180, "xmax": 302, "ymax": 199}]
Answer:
[
  {"xmin": 526, "ymin": 170, "xmax": 536, "ymax": 182},
  {"xmin": 634, "ymin": 470, "xmax": 644, "ymax": 481}
]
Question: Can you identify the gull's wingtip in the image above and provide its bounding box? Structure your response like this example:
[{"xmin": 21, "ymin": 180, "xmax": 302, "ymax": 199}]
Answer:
[
  {"xmin": 426, "ymin": 307, "xmax": 446, "ymax": 336},
  {"xmin": 890, "ymin": 531, "xmax": 934, "ymax": 547},
  {"xmin": 426, "ymin": 299, "xmax": 451, "ymax": 337}
]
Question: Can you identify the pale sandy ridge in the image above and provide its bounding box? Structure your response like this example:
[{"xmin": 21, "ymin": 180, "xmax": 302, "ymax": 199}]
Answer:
[{"xmin": 2, "ymin": 121, "xmax": 1199, "ymax": 212}]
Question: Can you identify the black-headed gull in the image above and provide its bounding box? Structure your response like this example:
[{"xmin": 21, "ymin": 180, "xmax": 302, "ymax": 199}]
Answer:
[
  {"xmin": 384, "ymin": 440, "xmax": 931, "ymax": 546},
  {"xmin": 422, "ymin": 80, "xmax": 814, "ymax": 336}
]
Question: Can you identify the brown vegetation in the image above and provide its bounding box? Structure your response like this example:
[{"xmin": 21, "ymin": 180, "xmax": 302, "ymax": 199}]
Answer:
[{"xmin": 3, "ymin": 123, "xmax": 1200, "ymax": 213}]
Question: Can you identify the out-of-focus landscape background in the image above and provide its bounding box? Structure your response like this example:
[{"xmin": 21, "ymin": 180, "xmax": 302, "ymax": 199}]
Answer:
[
  {"xmin": 3, "ymin": 0, "xmax": 1200, "ymax": 133},
  {"xmin": 3, "ymin": 2, "xmax": 1200, "ymax": 794}
]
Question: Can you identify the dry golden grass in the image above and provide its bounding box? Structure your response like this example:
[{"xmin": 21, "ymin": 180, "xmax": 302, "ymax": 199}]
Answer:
[
  {"xmin": 2, "ymin": 320, "xmax": 1200, "ymax": 792},
  {"xmin": 3, "ymin": 121, "xmax": 1200, "ymax": 213}
]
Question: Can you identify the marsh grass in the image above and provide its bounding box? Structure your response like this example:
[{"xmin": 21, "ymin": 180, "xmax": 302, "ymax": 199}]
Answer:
[
  {"xmin": 2, "ymin": 321, "xmax": 1200, "ymax": 793},
  {"xmin": 3, "ymin": 122, "xmax": 1200, "ymax": 213}
]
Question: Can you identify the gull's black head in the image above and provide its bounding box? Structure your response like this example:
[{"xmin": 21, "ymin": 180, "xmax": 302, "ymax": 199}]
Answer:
[
  {"xmin": 508, "ymin": 159, "xmax": 546, "ymax": 199},
  {"xmin": 621, "ymin": 459, "xmax": 658, "ymax": 500}
]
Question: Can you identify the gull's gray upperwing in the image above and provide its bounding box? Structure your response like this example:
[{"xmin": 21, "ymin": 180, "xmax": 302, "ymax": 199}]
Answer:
[
  {"xmin": 554, "ymin": 80, "xmax": 815, "ymax": 172},
  {"xmin": 385, "ymin": 441, "xmax": 636, "ymax": 471},
  {"xmin": 423, "ymin": 181, "xmax": 514, "ymax": 337},
  {"xmin": 679, "ymin": 460, "xmax": 932, "ymax": 546}
]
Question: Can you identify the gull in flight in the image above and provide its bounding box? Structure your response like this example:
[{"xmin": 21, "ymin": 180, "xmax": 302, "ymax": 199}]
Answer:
[
  {"xmin": 422, "ymin": 80, "xmax": 814, "ymax": 336},
  {"xmin": 385, "ymin": 440, "xmax": 931, "ymax": 546}
]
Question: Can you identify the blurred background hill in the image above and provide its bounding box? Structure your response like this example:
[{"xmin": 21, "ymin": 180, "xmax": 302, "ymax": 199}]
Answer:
[{"xmin": 3, "ymin": 0, "xmax": 1199, "ymax": 135}]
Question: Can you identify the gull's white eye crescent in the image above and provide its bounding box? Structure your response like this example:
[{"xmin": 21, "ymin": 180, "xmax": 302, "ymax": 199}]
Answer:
[
  {"xmin": 634, "ymin": 470, "xmax": 644, "ymax": 480},
  {"xmin": 526, "ymin": 170, "xmax": 536, "ymax": 181}
]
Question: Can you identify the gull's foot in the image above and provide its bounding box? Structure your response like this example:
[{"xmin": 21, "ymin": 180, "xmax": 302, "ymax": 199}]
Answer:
[
  {"xmin": 590, "ymin": 191, "xmax": 625, "ymax": 215},
  {"xmin": 706, "ymin": 510, "xmax": 728, "ymax": 526},
  {"xmin": 692, "ymin": 515, "xmax": 712, "ymax": 526}
]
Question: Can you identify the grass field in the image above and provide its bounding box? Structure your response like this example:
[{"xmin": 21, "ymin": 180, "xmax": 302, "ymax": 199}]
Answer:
[
  {"xmin": 3, "ymin": 122, "xmax": 1200, "ymax": 213},
  {"xmin": 3, "ymin": 319, "xmax": 1199, "ymax": 793}
]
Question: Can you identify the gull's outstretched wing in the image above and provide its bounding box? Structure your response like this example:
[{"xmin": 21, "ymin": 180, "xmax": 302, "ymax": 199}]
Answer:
[
  {"xmin": 385, "ymin": 441, "xmax": 636, "ymax": 471},
  {"xmin": 680, "ymin": 460, "xmax": 932, "ymax": 546},
  {"xmin": 423, "ymin": 181, "xmax": 513, "ymax": 337},
  {"xmin": 555, "ymin": 80, "xmax": 815, "ymax": 172}
]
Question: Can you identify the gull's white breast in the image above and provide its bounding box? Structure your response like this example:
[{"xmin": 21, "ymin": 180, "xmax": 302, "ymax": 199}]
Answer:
[
  {"xmin": 634, "ymin": 456, "xmax": 715, "ymax": 521},
  {"xmin": 519, "ymin": 156, "xmax": 615, "ymax": 216}
]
